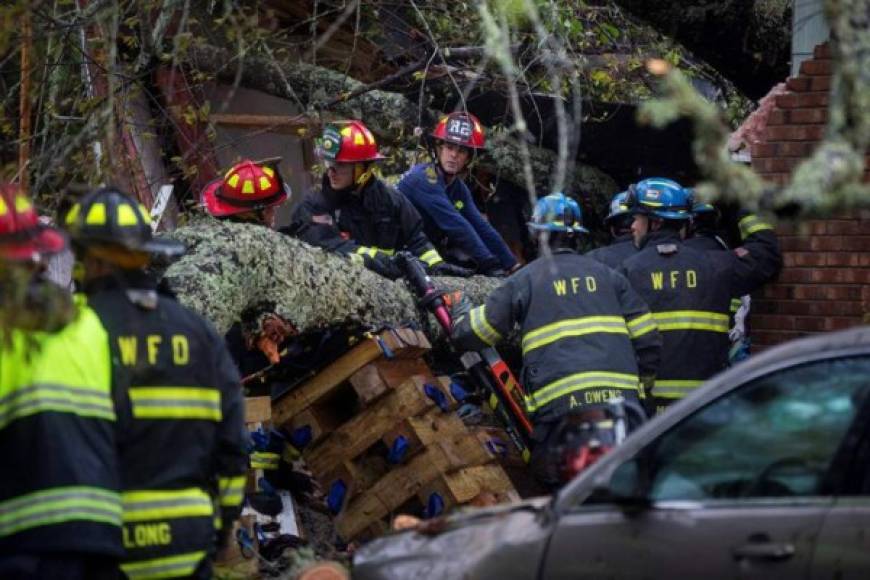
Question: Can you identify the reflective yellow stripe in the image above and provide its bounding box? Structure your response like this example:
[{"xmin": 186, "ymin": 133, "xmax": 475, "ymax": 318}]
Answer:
[
  {"xmin": 355, "ymin": 246, "xmax": 395, "ymax": 259},
  {"xmin": 738, "ymin": 214, "xmax": 773, "ymax": 239},
  {"xmin": 121, "ymin": 488, "xmax": 213, "ymax": 522},
  {"xmin": 522, "ymin": 316, "xmax": 629, "ymax": 354},
  {"xmin": 730, "ymin": 298, "xmax": 742, "ymax": 313},
  {"xmin": 128, "ymin": 387, "xmax": 221, "ymax": 421},
  {"xmin": 348, "ymin": 253, "xmax": 364, "ymax": 264},
  {"xmin": 117, "ymin": 204, "xmax": 139, "ymax": 226},
  {"xmin": 121, "ymin": 550, "xmax": 206, "ymax": 579},
  {"xmin": 0, "ymin": 382, "xmax": 115, "ymax": 430},
  {"xmin": 218, "ymin": 475, "xmax": 246, "ymax": 507},
  {"xmin": 250, "ymin": 452, "xmax": 280, "ymax": 470},
  {"xmin": 85, "ymin": 202, "xmax": 107, "ymax": 225},
  {"xmin": 419, "ymin": 249, "xmax": 443, "ymax": 267},
  {"xmin": 0, "ymin": 486, "xmax": 121, "ymax": 538},
  {"xmin": 469, "ymin": 305, "xmax": 502, "ymax": 346},
  {"xmin": 653, "ymin": 379, "xmax": 705, "ymax": 399},
  {"xmin": 526, "ymin": 371, "xmax": 639, "ymax": 412},
  {"xmin": 652, "ymin": 310, "xmax": 729, "ymax": 333},
  {"xmin": 626, "ymin": 312, "xmax": 657, "ymax": 339}
]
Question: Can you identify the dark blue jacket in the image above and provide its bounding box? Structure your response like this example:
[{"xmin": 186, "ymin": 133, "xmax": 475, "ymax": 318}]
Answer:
[
  {"xmin": 397, "ymin": 163, "xmax": 517, "ymax": 272},
  {"xmin": 585, "ymin": 234, "xmax": 637, "ymax": 270}
]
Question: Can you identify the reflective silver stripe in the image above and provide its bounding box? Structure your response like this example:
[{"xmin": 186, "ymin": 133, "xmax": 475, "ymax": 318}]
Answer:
[
  {"xmin": 128, "ymin": 387, "xmax": 221, "ymax": 421},
  {"xmin": 121, "ymin": 550, "xmax": 206, "ymax": 579},
  {"xmin": 0, "ymin": 383, "xmax": 115, "ymax": 429},
  {"xmin": 218, "ymin": 475, "xmax": 246, "ymax": 507},
  {"xmin": 419, "ymin": 249, "xmax": 443, "ymax": 266},
  {"xmin": 652, "ymin": 310, "xmax": 729, "ymax": 333},
  {"xmin": 121, "ymin": 489, "xmax": 213, "ymax": 522},
  {"xmin": 738, "ymin": 214, "xmax": 773, "ymax": 239},
  {"xmin": 526, "ymin": 371, "xmax": 639, "ymax": 412},
  {"xmin": 0, "ymin": 486, "xmax": 121, "ymax": 538},
  {"xmin": 522, "ymin": 316, "xmax": 628, "ymax": 354},
  {"xmin": 653, "ymin": 379, "xmax": 704, "ymax": 399},
  {"xmin": 469, "ymin": 305, "xmax": 501, "ymax": 346},
  {"xmin": 626, "ymin": 313, "xmax": 657, "ymax": 339}
]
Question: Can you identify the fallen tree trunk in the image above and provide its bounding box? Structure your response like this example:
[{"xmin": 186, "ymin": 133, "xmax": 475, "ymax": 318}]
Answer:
[
  {"xmin": 161, "ymin": 217, "xmax": 501, "ymax": 339},
  {"xmin": 189, "ymin": 44, "xmax": 619, "ymax": 207}
]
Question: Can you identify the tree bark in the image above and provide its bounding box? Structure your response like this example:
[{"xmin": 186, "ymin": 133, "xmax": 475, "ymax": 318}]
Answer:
[{"xmin": 160, "ymin": 217, "xmax": 500, "ymax": 339}]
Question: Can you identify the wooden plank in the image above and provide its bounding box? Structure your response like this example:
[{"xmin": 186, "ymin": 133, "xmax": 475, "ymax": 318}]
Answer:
[
  {"xmin": 304, "ymin": 376, "xmax": 437, "ymax": 479},
  {"xmin": 244, "ymin": 396, "xmax": 272, "ymax": 424},
  {"xmin": 381, "ymin": 406, "xmax": 469, "ymax": 461},
  {"xmin": 335, "ymin": 433, "xmax": 488, "ymax": 540},
  {"xmin": 418, "ymin": 464, "xmax": 519, "ymax": 512},
  {"xmin": 349, "ymin": 358, "xmax": 437, "ymax": 406},
  {"xmin": 379, "ymin": 328, "xmax": 431, "ymax": 359},
  {"xmin": 288, "ymin": 405, "xmax": 344, "ymax": 448},
  {"xmin": 472, "ymin": 426, "xmax": 527, "ymax": 468},
  {"xmin": 209, "ymin": 113, "xmax": 316, "ymax": 135},
  {"xmin": 273, "ymin": 332, "xmax": 404, "ymax": 427},
  {"xmin": 323, "ymin": 455, "xmax": 389, "ymax": 502}
]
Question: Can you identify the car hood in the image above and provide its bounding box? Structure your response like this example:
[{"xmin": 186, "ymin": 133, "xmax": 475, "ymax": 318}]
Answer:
[{"xmin": 353, "ymin": 497, "xmax": 553, "ymax": 580}]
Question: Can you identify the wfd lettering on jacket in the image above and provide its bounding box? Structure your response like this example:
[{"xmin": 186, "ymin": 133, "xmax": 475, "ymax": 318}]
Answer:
[
  {"xmin": 116, "ymin": 335, "xmax": 190, "ymax": 366},
  {"xmin": 650, "ymin": 270, "xmax": 698, "ymax": 290},
  {"xmin": 553, "ymin": 276, "xmax": 598, "ymax": 295}
]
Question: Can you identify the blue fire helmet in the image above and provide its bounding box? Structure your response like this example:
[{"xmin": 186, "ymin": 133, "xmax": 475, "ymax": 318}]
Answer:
[
  {"xmin": 692, "ymin": 201, "xmax": 717, "ymax": 215},
  {"xmin": 626, "ymin": 178, "xmax": 692, "ymax": 220},
  {"xmin": 605, "ymin": 190, "xmax": 631, "ymax": 223},
  {"xmin": 527, "ymin": 192, "xmax": 588, "ymax": 234}
]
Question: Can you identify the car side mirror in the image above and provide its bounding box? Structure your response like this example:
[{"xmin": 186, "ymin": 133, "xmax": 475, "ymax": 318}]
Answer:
[{"xmin": 587, "ymin": 459, "xmax": 651, "ymax": 513}]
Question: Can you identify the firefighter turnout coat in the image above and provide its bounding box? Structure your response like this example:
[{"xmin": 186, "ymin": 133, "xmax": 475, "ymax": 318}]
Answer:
[
  {"xmin": 0, "ymin": 295, "xmax": 122, "ymax": 559},
  {"xmin": 397, "ymin": 163, "xmax": 517, "ymax": 273},
  {"xmin": 86, "ymin": 274, "xmax": 247, "ymax": 579},
  {"xmin": 452, "ymin": 249, "xmax": 662, "ymax": 425},
  {"xmin": 586, "ymin": 233, "xmax": 637, "ymax": 270},
  {"xmin": 287, "ymin": 175, "xmax": 444, "ymax": 272},
  {"xmin": 620, "ymin": 214, "xmax": 781, "ymax": 410}
]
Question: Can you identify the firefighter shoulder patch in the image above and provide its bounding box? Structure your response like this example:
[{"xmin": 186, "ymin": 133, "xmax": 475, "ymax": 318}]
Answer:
[{"xmin": 425, "ymin": 165, "xmax": 438, "ymax": 185}]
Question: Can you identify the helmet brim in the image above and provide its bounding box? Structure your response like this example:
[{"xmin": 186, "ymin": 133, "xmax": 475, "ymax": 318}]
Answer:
[
  {"xmin": 527, "ymin": 222, "xmax": 589, "ymax": 234},
  {"xmin": 201, "ymin": 178, "xmax": 288, "ymax": 218},
  {"xmin": 430, "ymin": 133, "xmax": 485, "ymax": 150},
  {"xmin": 0, "ymin": 225, "xmax": 67, "ymax": 262}
]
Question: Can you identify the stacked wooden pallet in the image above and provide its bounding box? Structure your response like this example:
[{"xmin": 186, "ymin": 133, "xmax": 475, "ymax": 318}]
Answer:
[{"xmin": 272, "ymin": 328, "xmax": 519, "ymax": 541}]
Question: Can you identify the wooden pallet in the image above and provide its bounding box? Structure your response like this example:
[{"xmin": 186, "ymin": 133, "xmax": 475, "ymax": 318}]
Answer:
[{"xmin": 270, "ymin": 328, "xmax": 520, "ymax": 541}]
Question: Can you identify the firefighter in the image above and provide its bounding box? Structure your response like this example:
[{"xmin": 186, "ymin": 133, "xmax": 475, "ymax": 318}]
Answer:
[
  {"xmin": 64, "ymin": 188, "xmax": 248, "ymax": 579},
  {"xmin": 450, "ymin": 192, "xmax": 661, "ymax": 489},
  {"xmin": 686, "ymin": 201, "xmax": 753, "ymax": 362},
  {"xmin": 286, "ymin": 120, "xmax": 471, "ymax": 279},
  {"xmin": 200, "ymin": 158, "xmax": 291, "ymax": 227},
  {"xmin": 586, "ymin": 190, "xmax": 637, "ymax": 269},
  {"xmin": 0, "ymin": 184, "xmax": 122, "ymax": 579},
  {"xmin": 397, "ymin": 112, "xmax": 518, "ymax": 275},
  {"xmin": 685, "ymin": 201, "xmax": 729, "ymax": 251},
  {"xmin": 620, "ymin": 178, "xmax": 781, "ymax": 414}
]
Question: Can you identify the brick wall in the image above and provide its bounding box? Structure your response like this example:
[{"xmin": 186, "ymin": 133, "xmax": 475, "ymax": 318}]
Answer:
[{"xmin": 749, "ymin": 42, "xmax": 870, "ymax": 348}]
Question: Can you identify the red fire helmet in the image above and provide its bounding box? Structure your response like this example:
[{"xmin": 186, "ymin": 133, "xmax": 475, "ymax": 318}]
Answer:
[
  {"xmin": 319, "ymin": 120, "xmax": 385, "ymax": 163},
  {"xmin": 0, "ymin": 183, "xmax": 66, "ymax": 262},
  {"xmin": 201, "ymin": 159, "xmax": 290, "ymax": 218},
  {"xmin": 430, "ymin": 112, "xmax": 485, "ymax": 149}
]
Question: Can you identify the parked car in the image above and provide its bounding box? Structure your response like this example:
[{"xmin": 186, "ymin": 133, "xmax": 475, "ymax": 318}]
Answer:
[{"xmin": 354, "ymin": 326, "xmax": 870, "ymax": 579}]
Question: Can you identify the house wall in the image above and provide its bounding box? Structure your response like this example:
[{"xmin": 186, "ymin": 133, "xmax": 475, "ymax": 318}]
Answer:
[
  {"xmin": 749, "ymin": 42, "xmax": 870, "ymax": 348},
  {"xmin": 204, "ymin": 85, "xmax": 315, "ymax": 228}
]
